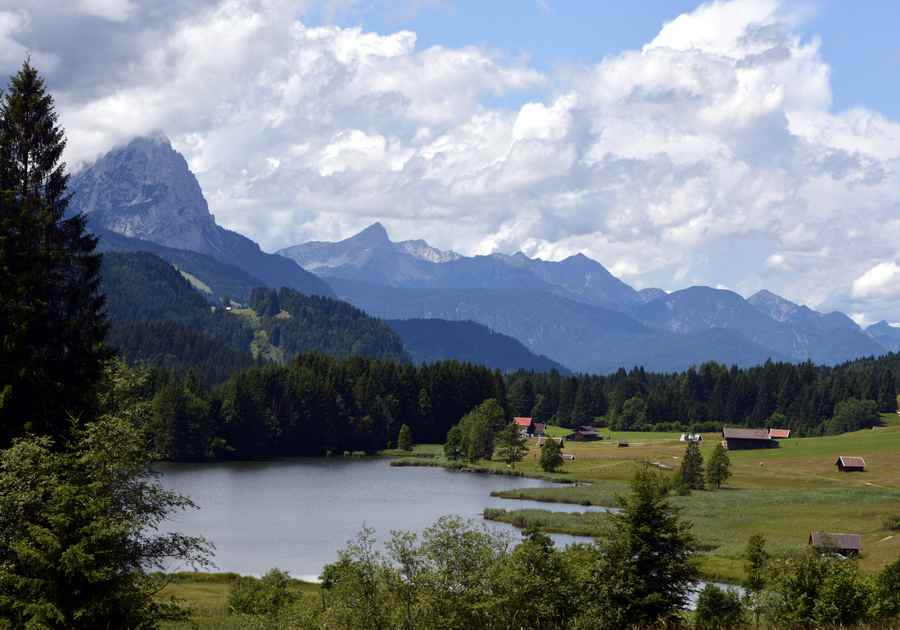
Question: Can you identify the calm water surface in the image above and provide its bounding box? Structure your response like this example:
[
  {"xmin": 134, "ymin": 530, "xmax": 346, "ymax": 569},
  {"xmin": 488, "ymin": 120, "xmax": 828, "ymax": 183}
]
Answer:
[{"xmin": 157, "ymin": 458, "xmax": 597, "ymax": 579}]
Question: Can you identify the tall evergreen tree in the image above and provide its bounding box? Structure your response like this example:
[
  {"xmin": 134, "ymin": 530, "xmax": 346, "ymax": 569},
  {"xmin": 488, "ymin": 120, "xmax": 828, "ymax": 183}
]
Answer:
[
  {"xmin": 0, "ymin": 60, "xmax": 107, "ymax": 445},
  {"xmin": 878, "ymin": 370, "xmax": 897, "ymax": 413},
  {"xmin": 705, "ymin": 442, "xmax": 731, "ymax": 489},
  {"xmin": 507, "ymin": 377, "xmax": 535, "ymax": 417},
  {"xmin": 677, "ymin": 440, "xmax": 705, "ymax": 490},
  {"xmin": 588, "ymin": 466, "xmax": 699, "ymax": 627}
]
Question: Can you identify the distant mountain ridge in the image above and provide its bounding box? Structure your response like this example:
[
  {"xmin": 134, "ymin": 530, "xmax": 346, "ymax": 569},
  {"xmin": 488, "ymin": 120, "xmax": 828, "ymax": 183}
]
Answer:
[
  {"xmin": 70, "ymin": 135, "xmax": 333, "ymax": 298},
  {"xmin": 284, "ymin": 223, "xmax": 892, "ymax": 372}
]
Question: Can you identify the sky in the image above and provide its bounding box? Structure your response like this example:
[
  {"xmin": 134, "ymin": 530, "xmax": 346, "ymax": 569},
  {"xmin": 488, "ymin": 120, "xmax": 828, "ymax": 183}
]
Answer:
[{"xmin": 2, "ymin": 0, "xmax": 900, "ymax": 325}]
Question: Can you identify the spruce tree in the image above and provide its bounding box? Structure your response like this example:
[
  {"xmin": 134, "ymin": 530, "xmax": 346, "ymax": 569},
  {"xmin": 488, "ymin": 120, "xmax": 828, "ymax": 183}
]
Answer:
[
  {"xmin": 588, "ymin": 465, "xmax": 699, "ymax": 627},
  {"xmin": 0, "ymin": 60, "xmax": 107, "ymax": 445},
  {"xmin": 677, "ymin": 440, "xmax": 705, "ymax": 490},
  {"xmin": 705, "ymin": 442, "xmax": 731, "ymax": 489}
]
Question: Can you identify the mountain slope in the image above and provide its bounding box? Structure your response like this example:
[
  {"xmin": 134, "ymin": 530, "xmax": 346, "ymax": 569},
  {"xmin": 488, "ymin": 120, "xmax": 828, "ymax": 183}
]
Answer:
[
  {"xmin": 71, "ymin": 135, "xmax": 333, "ymax": 298},
  {"xmin": 96, "ymin": 228, "xmax": 266, "ymax": 303},
  {"xmin": 867, "ymin": 321, "xmax": 900, "ymax": 352},
  {"xmin": 327, "ymin": 278, "xmax": 785, "ymax": 373},
  {"xmin": 386, "ymin": 319, "xmax": 568, "ymax": 373},
  {"xmin": 747, "ymin": 289, "xmax": 885, "ymax": 361},
  {"xmin": 101, "ymin": 252, "xmax": 407, "ymax": 382}
]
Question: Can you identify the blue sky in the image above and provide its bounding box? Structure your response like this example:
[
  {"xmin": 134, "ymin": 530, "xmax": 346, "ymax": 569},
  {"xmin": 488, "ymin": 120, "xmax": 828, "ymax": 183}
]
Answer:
[{"xmin": 320, "ymin": 0, "xmax": 900, "ymax": 119}]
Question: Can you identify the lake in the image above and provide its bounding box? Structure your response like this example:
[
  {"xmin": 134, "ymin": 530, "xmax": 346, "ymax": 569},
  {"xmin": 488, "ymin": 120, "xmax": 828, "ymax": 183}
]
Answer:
[{"xmin": 157, "ymin": 458, "xmax": 598, "ymax": 580}]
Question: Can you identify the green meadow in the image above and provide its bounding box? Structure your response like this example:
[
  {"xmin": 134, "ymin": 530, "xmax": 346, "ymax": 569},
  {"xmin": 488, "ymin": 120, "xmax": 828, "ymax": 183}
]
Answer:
[{"xmin": 406, "ymin": 415, "xmax": 900, "ymax": 582}]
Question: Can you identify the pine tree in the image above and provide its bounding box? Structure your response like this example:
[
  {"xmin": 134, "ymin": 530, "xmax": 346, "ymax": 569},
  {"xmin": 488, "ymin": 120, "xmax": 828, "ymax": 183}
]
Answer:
[
  {"xmin": 878, "ymin": 370, "xmax": 897, "ymax": 413},
  {"xmin": 530, "ymin": 394, "xmax": 550, "ymax": 423},
  {"xmin": 508, "ymin": 378, "xmax": 536, "ymax": 417},
  {"xmin": 705, "ymin": 442, "xmax": 731, "ymax": 489},
  {"xmin": 0, "ymin": 60, "xmax": 107, "ymax": 445},
  {"xmin": 571, "ymin": 382, "xmax": 591, "ymax": 425},
  {"xmin": 677, "ymin": 440, "xmax": 705, "ymax": 490},
  {"xmin": 397, "ymin": 423, "xmax": 413, "ymax": 451}
]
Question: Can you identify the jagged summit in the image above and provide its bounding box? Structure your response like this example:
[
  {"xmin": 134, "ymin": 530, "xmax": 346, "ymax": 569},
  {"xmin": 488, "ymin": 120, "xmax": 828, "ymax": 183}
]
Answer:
[
  {"xmin": 278, "ymin": 222, "xmax": 461, "ymax": 273},
  {"xmin": 70, "ymin": 134, "xmax": 334, "ymax": 297},
  {"xmin": 354, "ymin": 222, "xmax": 391, "ymax": 244}
]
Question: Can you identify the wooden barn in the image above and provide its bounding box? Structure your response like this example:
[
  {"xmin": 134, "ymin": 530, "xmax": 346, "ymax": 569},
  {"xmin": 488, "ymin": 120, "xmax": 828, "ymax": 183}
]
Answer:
[
  {"xmin": 566, "ymin": 426, "xmax": 601, "ymax": 442},
  {"xmin": 722, "ymin": 427, "xmax": 777, "ymax": 450},
  {"xmin": 809, "ymin": 531, "xmax": 862, "ymax": 557},
  {"xmin": 835, "ymin": 456, "xmax": 865, "ymax": 472}
]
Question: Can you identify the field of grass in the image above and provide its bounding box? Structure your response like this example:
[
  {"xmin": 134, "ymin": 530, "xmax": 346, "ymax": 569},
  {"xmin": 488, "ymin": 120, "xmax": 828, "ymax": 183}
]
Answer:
[
  {"xmin": 396, "ymin": 421, "xmax": 900, "ymax": 582},
  {"xmin": 159, "ymin": 572, "xmax": 319, "ymax": 630}
]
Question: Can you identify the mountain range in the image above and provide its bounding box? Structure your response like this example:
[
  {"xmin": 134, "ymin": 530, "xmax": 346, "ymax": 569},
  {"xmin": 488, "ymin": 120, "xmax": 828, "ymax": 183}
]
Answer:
[{"xmin": 74, "ymin": 134, "xmax": 899, "ymax": 374}]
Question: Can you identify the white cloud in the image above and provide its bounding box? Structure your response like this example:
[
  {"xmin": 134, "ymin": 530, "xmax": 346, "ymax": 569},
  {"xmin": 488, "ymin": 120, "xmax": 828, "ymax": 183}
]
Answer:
[
  {"xmin": 3, "ymin": 0, "xmax": 900, "ymax": 322},
  {"xmin": 852, "ymin": 262, "xmax": 900, "ymax": 301}
]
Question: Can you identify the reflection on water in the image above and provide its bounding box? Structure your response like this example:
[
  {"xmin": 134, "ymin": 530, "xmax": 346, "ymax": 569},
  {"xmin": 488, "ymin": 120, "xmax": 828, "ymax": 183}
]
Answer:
[{"xmin": 157, "ymin": 458, "xmax": 598, "ymax": 578}]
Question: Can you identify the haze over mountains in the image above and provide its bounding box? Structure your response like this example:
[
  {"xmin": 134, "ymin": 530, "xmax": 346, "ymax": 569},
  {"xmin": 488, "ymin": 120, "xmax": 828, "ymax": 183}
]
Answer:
[{"xmin": 73, "ymin": 135, "xmax": 900, "ymax": 374}]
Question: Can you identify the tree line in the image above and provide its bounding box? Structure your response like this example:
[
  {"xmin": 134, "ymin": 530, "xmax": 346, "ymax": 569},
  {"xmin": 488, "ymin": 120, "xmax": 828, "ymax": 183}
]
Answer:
[
  {"xmin": 506, "ymin": 355, "xmax": 899, "ymax": 435},
  {"xmin": 146, "ymin": 354, "xmax": 507, "ymax": 461}
]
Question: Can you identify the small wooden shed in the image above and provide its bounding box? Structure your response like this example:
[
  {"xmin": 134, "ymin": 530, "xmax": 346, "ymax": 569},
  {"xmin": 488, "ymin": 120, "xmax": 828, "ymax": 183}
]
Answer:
[
  {"xmin": 722, "ymin": 427, "xmax": 776, "ymax": 450},
  {"xmin": 809, "ymin": 531, "xmax": 862, "ymax": 557},
  {"xmin": 835, "ymin": 456, "xmax": 865, "ymax": 472}
]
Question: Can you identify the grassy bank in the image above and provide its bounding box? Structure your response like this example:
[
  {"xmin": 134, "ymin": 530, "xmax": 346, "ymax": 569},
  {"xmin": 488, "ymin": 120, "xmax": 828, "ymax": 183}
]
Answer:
[
  {"xmin": 159, "ymin": 572, "xmax": 319, "ymax": 630},
  {"xmin": 390, "ymin": 419, "xmax": 900, "ymax": 583}
]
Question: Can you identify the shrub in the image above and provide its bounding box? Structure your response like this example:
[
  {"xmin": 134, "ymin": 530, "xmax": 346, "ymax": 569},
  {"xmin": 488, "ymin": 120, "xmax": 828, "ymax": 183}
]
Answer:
[
  {"xmin": 228, "ymin": 569, "xmax": 299, "ymax": 616},
  {"xmin": 694, "ymin": 584, "xmax": 745, "ymax": 629}
]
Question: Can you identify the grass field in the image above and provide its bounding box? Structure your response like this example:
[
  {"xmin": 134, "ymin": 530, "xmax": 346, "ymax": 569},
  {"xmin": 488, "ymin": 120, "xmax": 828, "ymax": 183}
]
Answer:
[
  {"xmin": 159, "ymin": 573, "xmax": 319, "ymax": 630},
  {"xmin": 398, "ymin": 415, "xmax": 900, "ymax": 582}
]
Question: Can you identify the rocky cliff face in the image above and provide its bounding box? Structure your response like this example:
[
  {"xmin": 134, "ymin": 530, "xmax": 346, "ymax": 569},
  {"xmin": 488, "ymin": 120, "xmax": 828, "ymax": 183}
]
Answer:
[
  {"xmin": 70, "ymin": 135, "xmax": 226, "ymax": 256},
  {"xmin": 70, "ymin": 135, "xmax": 334, "ymax": 297}
]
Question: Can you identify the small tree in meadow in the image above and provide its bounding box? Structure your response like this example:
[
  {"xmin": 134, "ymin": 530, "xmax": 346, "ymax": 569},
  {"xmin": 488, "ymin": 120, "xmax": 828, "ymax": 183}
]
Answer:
[
  {"xmin": 495, "ymin": 423, "xmax": 527, "ymax": 467},
  {"xmin": 397, "ymin": 424, "xmax": 413, "ymax": 451},
  {"xmin": 677, "ymin": 440, "xmax": 705, "ymax": 490},
  {"xmin": 539, "ymin": 438, "xmax": 563, "ymax": 473},
  {"xmin": 705, "ymin": 443, "xmax": 731, "ymax": 489}
]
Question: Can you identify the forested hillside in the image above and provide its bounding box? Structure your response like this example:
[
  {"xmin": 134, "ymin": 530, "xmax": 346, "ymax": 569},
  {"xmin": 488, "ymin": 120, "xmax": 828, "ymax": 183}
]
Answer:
[
  {"xmin": 101, "ymin": 252, "xmax": 408, "ymax": 384},
  {"xmin": 96, "ymin": 227, "xmax": 266, "ymax": 303}
]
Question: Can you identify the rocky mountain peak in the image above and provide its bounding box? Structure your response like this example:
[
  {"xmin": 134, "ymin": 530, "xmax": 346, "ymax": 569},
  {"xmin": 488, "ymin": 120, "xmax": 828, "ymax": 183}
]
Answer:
[
  {"xmin": 353, "ymin": 222, "xmax": 391, "ymax": 245},
  {"xmin": 69, "ymin": 134, "xmax": 221, "ymax": 255}
]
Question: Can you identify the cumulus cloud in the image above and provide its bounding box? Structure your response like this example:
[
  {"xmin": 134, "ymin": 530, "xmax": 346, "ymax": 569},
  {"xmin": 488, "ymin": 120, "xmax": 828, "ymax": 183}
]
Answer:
[
  {"xmin": 3, "ymin": 0, "xmax": 900, "ymax": 322},
  {"xmin": 852, "ymin": 262, "xmax": 900, "ymax": 301}
]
